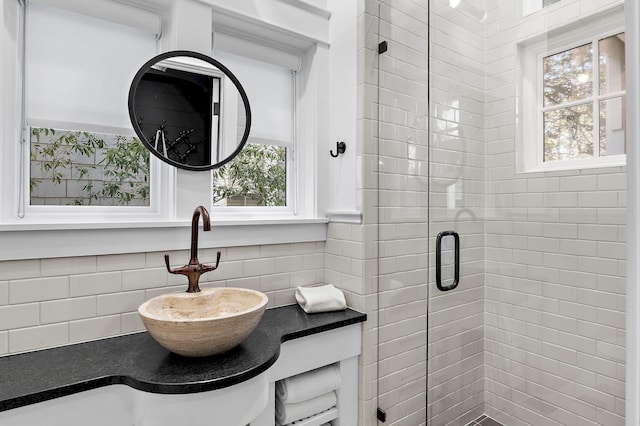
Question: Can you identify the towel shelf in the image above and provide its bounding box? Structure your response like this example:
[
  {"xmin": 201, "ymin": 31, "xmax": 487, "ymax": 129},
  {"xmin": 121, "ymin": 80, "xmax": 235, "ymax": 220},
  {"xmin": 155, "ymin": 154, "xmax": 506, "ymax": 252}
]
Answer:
[
  {"xmin": 284, "ymin": 407, "xmax": 337, "ymax": 426},
  {"xmin": 251, "ymin": 325, "xmax": 361, "ymax": 426}
]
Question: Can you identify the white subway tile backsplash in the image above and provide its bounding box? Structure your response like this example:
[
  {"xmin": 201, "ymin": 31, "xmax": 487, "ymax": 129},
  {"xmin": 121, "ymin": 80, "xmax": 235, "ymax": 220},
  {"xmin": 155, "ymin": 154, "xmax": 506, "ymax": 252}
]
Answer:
[
  {"xmin": 41, "ymin": 297, "xmax": 96, "ymax": 324},
  {"xmin": 0, "ymin": 259, "xmax": 40, "ymax": 281},
  {"xmin": 578, "ymin": 288, "xmax": 618, "ymax": 310},
  {"xmin": 97, "ymin": 291, "xmax": 145, "ymax": 316},
  {"xmin": 70, "ymin": 272, "xmax": 121, "ymax": 297},
  {"xmin": 0, "ymin": 332, "xmax": 6, "ymax": 355},
  {"xmin": 596, "ymin": 207, "xmax": 626, "ymax": 225},
  {"xmin": 596, "ymin": 308, "xmax": 626, "ymax": 329},
  {"xmin": 579, "ymin": 192, "xmax": 618, "ymax": 208},
  {"xmin": 0, "ymin": 304, "xmax": 39, "ymax": 331},
  {"xmin": 97, "ymin": 253, "xmax": 146, "ymax": 272},
  {"xmin": 560, "ymin": 239, "xmax": 597, "ymax": 256},
  {"xmin": 41, "ymin": 257, "xmax": 96, "ymax": 277},
  {"xmin": 69, "ymin": 315, "xmax": 121, "ymax": 343},
  {"xmin": 0, "ymin": 281, "xmax": 7, "ymax": 305},
  {"xmin": 226, "ymin": 246, "xmax": 260, "ymax": 261},
  {"xmin": 9, "ymin": 276, "xmax": 69, "ymax": 304},
  {"xmin": 243, "ymin": 258, "xmax": 276, "ymax": 277},
  {"xmin": 9, "ymin": 323, "xmax": 68, "ymax": 354},
  {"xmin": 121, "ymin": 311, "xmax": 144, "ymax": 334},
  {"xmin": 207, "ymin": 260, "xmax": 243, "ymax": 281},
  {"xmin": 259, "ymin": 273, "xmax": 289, "ymax": 292},
  {"xmin": 121, "ymin": 268, "xmax": 168, "ymax": 291}
]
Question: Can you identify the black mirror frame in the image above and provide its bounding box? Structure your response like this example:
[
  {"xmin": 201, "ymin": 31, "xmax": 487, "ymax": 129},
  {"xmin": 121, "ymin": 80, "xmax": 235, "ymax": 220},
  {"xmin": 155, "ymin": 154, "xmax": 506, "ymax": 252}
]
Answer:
[{"xmin": 128, "ymin": 50, "xmax": 252, "ymax": 171}]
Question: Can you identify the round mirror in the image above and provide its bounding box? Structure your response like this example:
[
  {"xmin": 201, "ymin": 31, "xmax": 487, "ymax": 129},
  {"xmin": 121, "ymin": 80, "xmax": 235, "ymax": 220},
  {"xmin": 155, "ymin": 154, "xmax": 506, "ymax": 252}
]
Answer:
[{"xmin": 128, "ymin": 50, "xmax": 251, "ymax": 171}]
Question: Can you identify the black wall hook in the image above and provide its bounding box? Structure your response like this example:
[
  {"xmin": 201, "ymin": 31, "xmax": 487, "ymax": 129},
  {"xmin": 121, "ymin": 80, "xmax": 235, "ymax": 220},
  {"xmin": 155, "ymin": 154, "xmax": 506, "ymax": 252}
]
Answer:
[{"xmin": 330, "ymin": 141, "xmax": 346, "ymax": 157}]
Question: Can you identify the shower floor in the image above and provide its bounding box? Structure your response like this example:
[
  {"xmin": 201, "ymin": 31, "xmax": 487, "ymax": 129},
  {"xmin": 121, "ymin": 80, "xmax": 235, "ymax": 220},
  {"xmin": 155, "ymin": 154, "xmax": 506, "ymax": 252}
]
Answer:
[{"xmin": 465, "ymin": 415, "xmax": 504, "ymax": 426}]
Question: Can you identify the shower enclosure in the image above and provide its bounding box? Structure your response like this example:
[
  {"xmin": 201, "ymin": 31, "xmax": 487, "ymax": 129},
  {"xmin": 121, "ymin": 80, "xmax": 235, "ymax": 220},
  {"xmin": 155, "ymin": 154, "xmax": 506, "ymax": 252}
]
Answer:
[{"xmin": 371, "ymin": 0, "xmax": 629, "ymax": 424}]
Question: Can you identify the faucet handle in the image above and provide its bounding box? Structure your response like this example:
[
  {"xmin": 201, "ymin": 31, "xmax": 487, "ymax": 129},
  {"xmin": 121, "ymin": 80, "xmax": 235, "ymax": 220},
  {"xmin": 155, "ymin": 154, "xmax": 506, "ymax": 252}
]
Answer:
[
  {"xmin": 164, "ymin": 254, "xmax": 175, "ymax": 274},
  {"xmin": 200, "ymin": 251, "xmax": 222, "ymax": 273}
]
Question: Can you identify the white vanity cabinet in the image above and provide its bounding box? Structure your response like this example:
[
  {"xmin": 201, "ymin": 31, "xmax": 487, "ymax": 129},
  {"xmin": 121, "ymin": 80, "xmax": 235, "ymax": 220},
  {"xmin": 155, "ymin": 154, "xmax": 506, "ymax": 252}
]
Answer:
[
  {"xmin": 0, "ymin": 373, "xmax": 270, "ymax": 426},
  {"xmin": 0, "ymin": 306, "xmax": 365, "ymax": 426},
  {"xmin": 0, "ymin": 323, "xmax": 361, "ymax": 426},
  {"xmin": 252, "ymin": 323, "xmax": 361, "ymax": 426}
]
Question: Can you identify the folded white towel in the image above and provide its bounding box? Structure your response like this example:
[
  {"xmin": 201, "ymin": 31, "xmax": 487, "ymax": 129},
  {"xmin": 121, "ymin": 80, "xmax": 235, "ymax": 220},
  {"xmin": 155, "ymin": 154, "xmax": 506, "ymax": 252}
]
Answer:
[
  {"xmin": 276, "ymin": 364, "xmax": 341, "ymax": 404},
  {"xmin": 275, "ymin": 391, "xmax": 337, "ymax": 425},
  {"xmin": 295, "ymin": 284, "xmax": 346, "ymax": 313}
]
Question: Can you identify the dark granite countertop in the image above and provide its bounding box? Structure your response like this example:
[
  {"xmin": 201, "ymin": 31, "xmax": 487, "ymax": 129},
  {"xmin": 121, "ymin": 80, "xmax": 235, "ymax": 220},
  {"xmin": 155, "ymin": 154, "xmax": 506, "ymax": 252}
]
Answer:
[{"xmin": 0, "ymin": 305, "xmax": 366, "ymax": 412}]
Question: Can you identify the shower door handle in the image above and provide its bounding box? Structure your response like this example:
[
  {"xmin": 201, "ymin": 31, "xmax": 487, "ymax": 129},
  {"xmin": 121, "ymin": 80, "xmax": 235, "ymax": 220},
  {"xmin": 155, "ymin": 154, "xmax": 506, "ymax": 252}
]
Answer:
[{"xmin": 436, "ymin": 231, "xmax": 460, "ymax": 291}]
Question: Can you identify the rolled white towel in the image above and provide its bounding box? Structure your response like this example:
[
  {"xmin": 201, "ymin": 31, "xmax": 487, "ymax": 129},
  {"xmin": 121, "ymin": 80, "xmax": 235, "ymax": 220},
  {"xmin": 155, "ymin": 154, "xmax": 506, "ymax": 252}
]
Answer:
[
  {"xmin": 275, "ymin": 391, "xmax": 337, "ymax": 425},
  {"xmin": 276, "ymin": 364, "xmax": 341, "ymax": 404},
  {"xmin": 295, "ymin": 284, "xmax": 346, "ymax": 313}
]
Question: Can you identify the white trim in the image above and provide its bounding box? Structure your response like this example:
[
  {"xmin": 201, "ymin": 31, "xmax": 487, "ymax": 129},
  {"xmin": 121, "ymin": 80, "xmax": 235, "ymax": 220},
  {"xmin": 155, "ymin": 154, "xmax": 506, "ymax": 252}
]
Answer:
[
  {"xmin": 213, "ymin": 32, "xmax": 302, "ymax": 72},
  {"xmin": 0, "ymin": 219, "xmax": 327, "ymax": 261},
  {"xmin": 516, "ymin": 7, "xmax": 626, "ymax": 174},
  {"xmin": 276, "ymin": 0, "xmax": 331, "ymax": 20},
  {"xmin": 326, "ymin": 210, "xmax": 362, "ymax": 224},
  {"xmin": 521, "ymin": 0, "xmax": 542, "ymax": 17},
  {"xmin": 207, "ymin": 0, "xmax": 330, "ymax": 50},
  {"xmin": 626, "ymin": 1, "xmax": 640, "ymax": 424},
  {"xmin": 521, "ymin": 155, "xmax": 626, "ymax": 174}
]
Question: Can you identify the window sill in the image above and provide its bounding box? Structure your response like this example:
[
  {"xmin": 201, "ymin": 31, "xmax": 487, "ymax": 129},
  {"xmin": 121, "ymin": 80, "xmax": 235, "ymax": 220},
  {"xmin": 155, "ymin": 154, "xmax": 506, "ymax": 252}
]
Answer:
[
  {"xmin": 518, "ymin": 156, "xmax": 626, "ymax": 175},
  {"xmin": 0, "ymin": 218, "xmax": 328, "ymax": 261}
]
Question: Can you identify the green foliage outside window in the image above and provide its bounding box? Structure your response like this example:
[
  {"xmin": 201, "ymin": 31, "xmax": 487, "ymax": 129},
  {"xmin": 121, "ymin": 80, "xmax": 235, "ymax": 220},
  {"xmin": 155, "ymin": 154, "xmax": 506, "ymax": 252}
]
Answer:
[
  {"xmin": 30, "ymin": 127, "xmax": 150, "ymax": 206},
  {"xmin": 212, "ymin": 143, "xmax": 286, "ymax": 207}
]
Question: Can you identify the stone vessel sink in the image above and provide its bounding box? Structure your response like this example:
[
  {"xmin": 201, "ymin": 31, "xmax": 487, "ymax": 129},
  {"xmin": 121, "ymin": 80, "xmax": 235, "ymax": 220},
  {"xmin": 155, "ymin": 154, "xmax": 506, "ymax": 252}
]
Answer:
[{"xmin": 138, "ymin": 287, "xmax": 268, "ymax": 357}]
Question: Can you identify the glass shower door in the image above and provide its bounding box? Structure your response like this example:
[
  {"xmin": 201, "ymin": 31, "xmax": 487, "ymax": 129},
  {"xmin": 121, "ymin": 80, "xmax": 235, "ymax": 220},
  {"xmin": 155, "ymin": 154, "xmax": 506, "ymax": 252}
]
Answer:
[{"xmin": 426, "ymin": 1, "xmax": 627, "ymax": 425}]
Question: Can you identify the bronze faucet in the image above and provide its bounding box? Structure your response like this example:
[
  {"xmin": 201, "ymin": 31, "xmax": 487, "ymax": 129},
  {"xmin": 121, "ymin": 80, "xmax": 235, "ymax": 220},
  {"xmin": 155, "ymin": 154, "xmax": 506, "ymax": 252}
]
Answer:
[{"xmin": 164, "ymin": 206, "xmax": 221, "ymax": 293}]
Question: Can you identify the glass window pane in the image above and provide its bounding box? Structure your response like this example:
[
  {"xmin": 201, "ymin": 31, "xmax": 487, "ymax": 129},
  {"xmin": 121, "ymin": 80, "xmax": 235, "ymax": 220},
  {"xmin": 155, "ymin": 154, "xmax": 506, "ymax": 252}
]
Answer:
[
  {"xmin": 599, "ymin": 33, "xmax": 626, "ymax": 95},
  {"xmin": 543, "ymin": 104, "xmax": 594, "ymax": 161},
  {"xmin": 543, "ymin": 43, "xmax": 593, "ymax": 107},
  {"xmin": 599, "ymin": 97, "xmax": 626, "ymax": 156},
  {"xmin": 30, "ymin": 128, "xmax": 150, "ymax": 206},
  {"xmin": 212, "ymin": 144, "xmax": 287, "ymax": 207}
]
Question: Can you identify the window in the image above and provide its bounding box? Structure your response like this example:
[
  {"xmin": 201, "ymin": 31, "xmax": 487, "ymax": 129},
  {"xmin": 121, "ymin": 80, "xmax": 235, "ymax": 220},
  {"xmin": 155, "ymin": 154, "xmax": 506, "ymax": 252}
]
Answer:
[
  {"xmin": 1, "ymin": 0, "xmax": 329, "ymax": 260},
  {"xmin": 542, "ymin": 34, "xmax": 625, "ymax": 163},
  {"xmin": 517, "ymin": 10, "xmax": 625, "ymax": 172},
  {"xmin": 22, "ymin": 1, "xmax": 159, "ymax": 213},
  {"xmin": 212, "ymin": 49, "xmax": 296, "ymax": 210}
]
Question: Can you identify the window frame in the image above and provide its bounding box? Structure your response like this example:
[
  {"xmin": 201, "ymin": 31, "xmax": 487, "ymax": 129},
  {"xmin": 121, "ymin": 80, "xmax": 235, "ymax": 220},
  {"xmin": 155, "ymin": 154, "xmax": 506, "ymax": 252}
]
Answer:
[
  {"xmin": 15, "ymin": 0, "xmax": 167, "ymax": 222},
  {"xmin": 210, "ymin": 54, "xmax": 297, "ymax": 215},
  {"xmin": 517, "ymin": 9, "xmax": 626, "ymax": 173}
]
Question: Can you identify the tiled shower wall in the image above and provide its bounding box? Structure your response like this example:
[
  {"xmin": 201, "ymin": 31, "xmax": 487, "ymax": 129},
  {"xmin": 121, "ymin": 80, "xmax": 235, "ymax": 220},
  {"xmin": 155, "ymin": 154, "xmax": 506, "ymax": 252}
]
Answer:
[
  {"xmin": 0, "ymin": 243, "xmax": 325, "ymax": 355},
  {"xmin": 428, "ymin": 0, "xmax": 487, "ymax": 424},
  {"xmin": 374, "ymin": 0, "xmax": 430, "ymax": 424},
  {"xmin": 326, "ymin": 0, "xmax": 432, "ymax": 424},
  {"xmin": 484, "ymin": 1, "xmax": 626, "ymax": 425}
]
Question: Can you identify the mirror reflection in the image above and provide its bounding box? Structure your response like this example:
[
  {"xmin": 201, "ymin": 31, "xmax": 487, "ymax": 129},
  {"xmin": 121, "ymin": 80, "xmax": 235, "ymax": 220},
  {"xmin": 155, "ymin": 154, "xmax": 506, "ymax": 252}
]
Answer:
[{"xmin": 128, "ymin": 51, "xmax": 251, "ymax": 171}]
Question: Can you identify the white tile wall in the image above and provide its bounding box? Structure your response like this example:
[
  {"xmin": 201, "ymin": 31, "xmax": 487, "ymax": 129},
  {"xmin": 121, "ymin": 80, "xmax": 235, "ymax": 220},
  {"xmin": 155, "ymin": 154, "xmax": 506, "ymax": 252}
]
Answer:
[
  {"xmin": 0, "ymin": 242, "xmax": 325, "ymax": 355},
  {"xmin": 428, "ymin": 0, "xmax": 486, "ymax": 423},
  {"xmin": 485, "ymin": 1, "xmax": 626, "ymax": 425}
]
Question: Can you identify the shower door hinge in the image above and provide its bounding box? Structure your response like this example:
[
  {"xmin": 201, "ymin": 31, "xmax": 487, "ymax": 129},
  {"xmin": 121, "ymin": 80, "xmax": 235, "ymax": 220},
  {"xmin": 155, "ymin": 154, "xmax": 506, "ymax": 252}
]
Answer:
[
  {"xmin": 377, "ymin": 407, "xmax": 387, "ymax": 422},
  {"xmin": 378, "ymin": 41, "xmax": 388, "ymax": 54}
]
